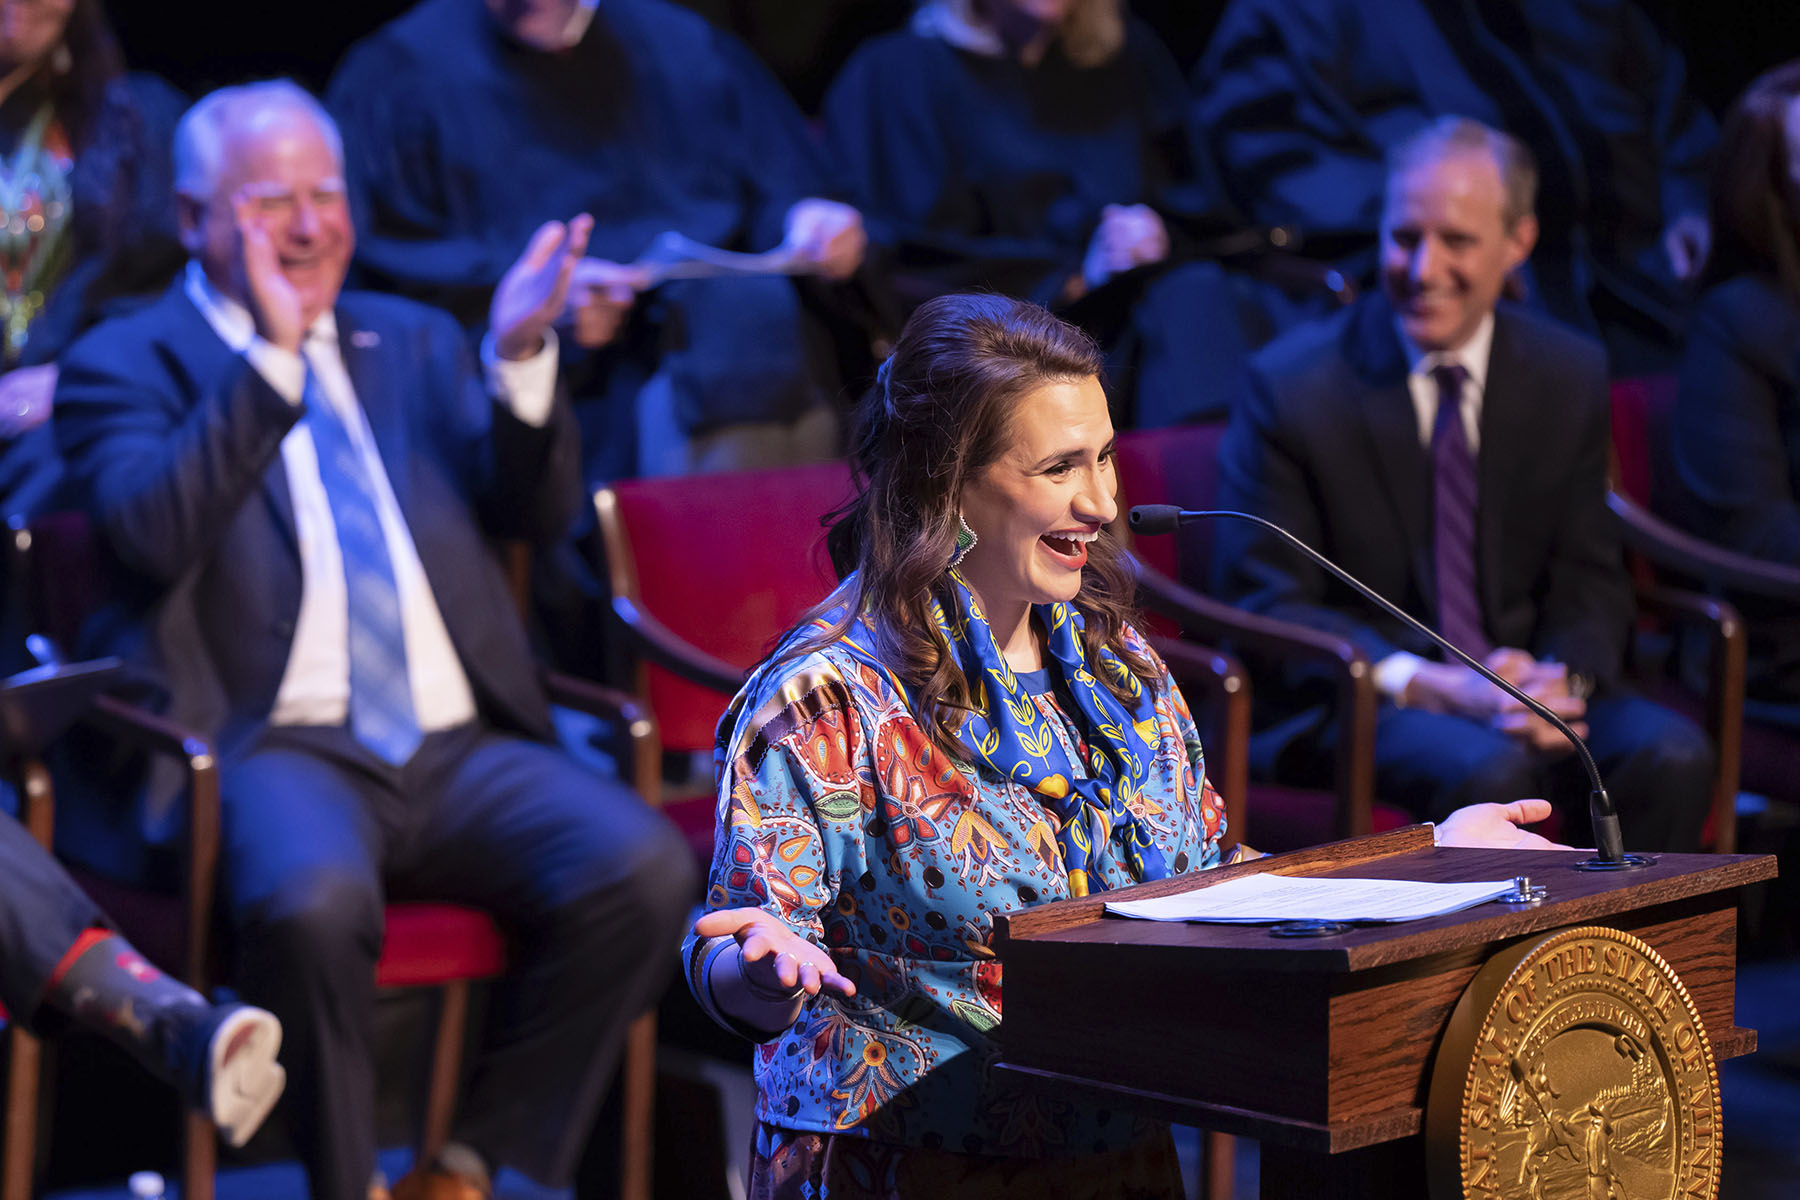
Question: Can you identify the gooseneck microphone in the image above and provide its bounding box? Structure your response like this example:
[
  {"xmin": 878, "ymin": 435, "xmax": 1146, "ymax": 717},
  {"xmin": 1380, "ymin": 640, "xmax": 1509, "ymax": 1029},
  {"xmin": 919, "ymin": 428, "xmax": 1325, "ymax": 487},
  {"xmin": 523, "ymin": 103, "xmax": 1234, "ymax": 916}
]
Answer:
[{"xmin": 1129, "ymin": 504, "xmax": 1647, "ymax": 869}]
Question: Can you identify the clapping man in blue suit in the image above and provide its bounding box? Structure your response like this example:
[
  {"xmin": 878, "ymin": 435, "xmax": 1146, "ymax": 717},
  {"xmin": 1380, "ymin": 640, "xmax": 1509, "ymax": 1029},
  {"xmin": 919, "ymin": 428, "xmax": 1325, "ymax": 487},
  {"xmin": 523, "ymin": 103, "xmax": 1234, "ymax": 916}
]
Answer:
[{"xmin": 53, "ymin": 81, "xmax": 694, "ymax": 1200}]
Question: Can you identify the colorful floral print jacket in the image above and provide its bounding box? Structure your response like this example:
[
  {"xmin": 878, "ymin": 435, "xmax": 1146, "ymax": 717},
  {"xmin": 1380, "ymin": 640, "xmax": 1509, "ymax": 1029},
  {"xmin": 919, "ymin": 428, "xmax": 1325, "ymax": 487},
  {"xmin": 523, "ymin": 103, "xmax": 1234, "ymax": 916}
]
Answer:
[{"xmin": 682, "ymin": 622, "xmax": 1226, "ymax": 1157}]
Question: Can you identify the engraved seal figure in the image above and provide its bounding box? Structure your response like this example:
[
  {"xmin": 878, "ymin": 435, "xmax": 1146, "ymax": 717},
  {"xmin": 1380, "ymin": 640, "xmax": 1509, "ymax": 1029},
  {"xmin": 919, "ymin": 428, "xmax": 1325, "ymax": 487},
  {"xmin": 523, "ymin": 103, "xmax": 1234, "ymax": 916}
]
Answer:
[{"xmin": 1426, "ymin": 926, "xmax": 1721, "ymax": 1200}]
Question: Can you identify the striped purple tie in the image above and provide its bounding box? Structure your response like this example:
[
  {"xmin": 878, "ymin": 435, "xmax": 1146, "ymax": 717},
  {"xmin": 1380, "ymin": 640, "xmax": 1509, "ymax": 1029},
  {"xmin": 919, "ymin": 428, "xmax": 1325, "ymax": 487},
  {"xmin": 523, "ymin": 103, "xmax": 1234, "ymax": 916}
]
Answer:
[{"xmin": 1431, "ymin": 364, "xmax": 1490, "ymax": 659}]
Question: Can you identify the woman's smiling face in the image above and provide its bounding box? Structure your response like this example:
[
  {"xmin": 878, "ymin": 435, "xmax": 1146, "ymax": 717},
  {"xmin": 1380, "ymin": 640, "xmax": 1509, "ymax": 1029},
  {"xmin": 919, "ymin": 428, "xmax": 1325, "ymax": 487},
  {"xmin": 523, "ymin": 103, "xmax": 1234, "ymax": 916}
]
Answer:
[{"xmin": 955, "ymin": 374, "xmax": 1117, "ymax": 615}]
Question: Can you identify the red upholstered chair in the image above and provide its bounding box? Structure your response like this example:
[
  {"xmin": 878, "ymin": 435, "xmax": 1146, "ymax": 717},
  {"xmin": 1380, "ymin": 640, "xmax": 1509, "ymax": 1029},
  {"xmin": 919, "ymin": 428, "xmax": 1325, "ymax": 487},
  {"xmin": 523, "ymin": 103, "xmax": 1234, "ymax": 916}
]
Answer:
[
  {"xmin": 1607, "ymin": 377, "xmax": 1800, "ymax": 846},
  {"xmin": 595, "ymin": 461, "xmax": 1254, "ymax": 856},
  {"xmin": 5, "ymin": 514, "xmax": 663, "ymax": 1200},
  {"xmin": 594, "ymin": 463, "xmax": 855, "ymax": 867},
  {"xmin": 599, "ymin": 462, "xmax": 1252, "ymax": 1200},
  {"xmin": 1112, "ymin": 423, "xmax": 1414, "ymax": 851}
]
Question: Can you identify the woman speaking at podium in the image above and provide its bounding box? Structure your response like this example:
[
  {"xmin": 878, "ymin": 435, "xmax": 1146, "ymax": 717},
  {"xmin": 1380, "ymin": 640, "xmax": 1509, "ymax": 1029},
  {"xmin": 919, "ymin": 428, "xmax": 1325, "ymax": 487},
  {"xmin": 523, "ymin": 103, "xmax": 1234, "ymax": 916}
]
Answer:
[{"xmin": 682, "ymin": 293, "xmax": 1554, "ymax": 1199}]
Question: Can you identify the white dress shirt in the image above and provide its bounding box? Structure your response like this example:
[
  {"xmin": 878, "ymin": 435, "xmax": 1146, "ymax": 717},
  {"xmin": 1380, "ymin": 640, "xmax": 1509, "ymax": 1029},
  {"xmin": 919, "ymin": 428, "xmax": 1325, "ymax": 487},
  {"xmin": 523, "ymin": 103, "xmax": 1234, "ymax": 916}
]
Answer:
[
  {"xmin": 1400, "ymin": 310, "xmax": 1493, "ymax": 452},
  {"xmin": 1374, "ymin": 311, "xmax": 1497, "ymax": 698},
  {"xmin": 562, "ymin": 0, "xmax": 600, "ymax": 46},
  {"xmin": 183, "ymin": 262, "xmax": 558, "ymax": 734}
]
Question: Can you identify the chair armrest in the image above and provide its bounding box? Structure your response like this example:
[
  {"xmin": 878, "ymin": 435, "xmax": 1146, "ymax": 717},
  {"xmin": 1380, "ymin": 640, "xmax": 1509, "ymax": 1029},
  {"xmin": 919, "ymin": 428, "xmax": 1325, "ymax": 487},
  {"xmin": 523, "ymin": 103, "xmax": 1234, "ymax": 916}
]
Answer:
[
  {"xmin": 542, "ymin": 670, "xmax": 652, "ymax": 728},
  {"xmin": 610, "ymin": 596, "xmax": 745, "ymax": 696},
  {"xmin": 0, "ymin": 658, "xmax": 125, "ymax": 847},
  {"xmin": 1164, "ymin": 219, "xmax": 1358, "ymax": 306},
  {"xmin": 1630, "ymin": 582, "xmax": 1744, "ymax": 855},
  {"xmin": 1135, "ymin": 563, "xmax": 1367, "ymax": 674},
  {"xmin": 1136, "ymin": 564, "xmax": 1379, "ymax": 839},
  {"xmin": 542, "ymin": 669, "xmax": 663, "ymax": 808},
  {"xmin": 1608, "ymin": 491, "xmax": 1800, "ymax": 602},
  {"xmin": 80, "ymin": 696, "xmax": 220, "ymax": 988},
  {"xmin": 1151, "ymin": 636, "xmax": 1250, "ymax": 855},
  {"xmin": 1633, "ymin": 582, "xmax": 1744, "ymax": 641},
  {"xmin": 1231, "ymin": 247, "xmax": 1357, "ymax": 306}
]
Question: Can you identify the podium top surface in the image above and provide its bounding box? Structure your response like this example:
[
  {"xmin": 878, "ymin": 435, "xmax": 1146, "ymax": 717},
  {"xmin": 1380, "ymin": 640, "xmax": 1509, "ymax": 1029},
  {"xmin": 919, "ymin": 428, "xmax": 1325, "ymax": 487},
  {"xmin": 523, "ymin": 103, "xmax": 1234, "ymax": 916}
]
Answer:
[{"xmin": 993, "ymin": 826, "xmax": 1777, "ymax": 974}]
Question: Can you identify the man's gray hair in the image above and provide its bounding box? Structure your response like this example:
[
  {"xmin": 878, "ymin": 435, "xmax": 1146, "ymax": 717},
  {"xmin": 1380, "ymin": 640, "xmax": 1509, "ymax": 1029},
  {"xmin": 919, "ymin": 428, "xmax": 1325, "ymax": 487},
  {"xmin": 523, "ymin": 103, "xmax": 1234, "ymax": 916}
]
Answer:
[
  {"xmin": 173, "ymin": 80, "xmax": 344, "ymax": 201},
  {"xmin": 1388, "ymin": 116, "xmax": 1539, "ymax": 227}
]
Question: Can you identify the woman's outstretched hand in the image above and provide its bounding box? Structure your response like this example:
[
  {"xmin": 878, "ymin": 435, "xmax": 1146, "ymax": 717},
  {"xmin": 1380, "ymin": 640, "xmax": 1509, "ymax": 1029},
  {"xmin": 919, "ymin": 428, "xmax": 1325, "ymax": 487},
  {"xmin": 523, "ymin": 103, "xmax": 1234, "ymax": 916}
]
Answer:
[
  {"xmin": 694, "ymin": 907, "xmax": 857, "ymax": 999},
  {"xmin": 1435, "ymin": 799, "xmax": 1576, "ymax": 850}
]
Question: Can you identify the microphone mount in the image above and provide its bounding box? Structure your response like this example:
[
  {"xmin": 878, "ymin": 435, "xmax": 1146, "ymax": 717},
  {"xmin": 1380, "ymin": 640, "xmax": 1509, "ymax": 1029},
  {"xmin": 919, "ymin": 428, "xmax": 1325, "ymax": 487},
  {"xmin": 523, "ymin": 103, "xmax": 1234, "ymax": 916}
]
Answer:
[{"xmin": 1128, "ymin": 504, "xmax": 1649, "ymax": 869}]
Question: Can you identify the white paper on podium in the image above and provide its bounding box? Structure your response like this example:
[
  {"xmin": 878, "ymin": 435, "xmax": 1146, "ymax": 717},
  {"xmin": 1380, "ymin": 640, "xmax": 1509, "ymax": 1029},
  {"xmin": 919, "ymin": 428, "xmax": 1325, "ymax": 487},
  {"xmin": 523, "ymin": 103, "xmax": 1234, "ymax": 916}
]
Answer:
[{"xmin": 1105, "ymin": 873, "xmax": 1516, "ymax": 924}]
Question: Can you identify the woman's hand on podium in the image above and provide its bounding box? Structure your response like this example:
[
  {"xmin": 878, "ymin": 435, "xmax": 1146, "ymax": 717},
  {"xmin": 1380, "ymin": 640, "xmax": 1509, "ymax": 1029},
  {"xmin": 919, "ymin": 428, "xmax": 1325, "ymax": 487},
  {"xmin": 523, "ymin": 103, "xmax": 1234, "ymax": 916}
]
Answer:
[{"xmin": 1434, "ymin": 799, "xmax": 1574, "ymax": 850}]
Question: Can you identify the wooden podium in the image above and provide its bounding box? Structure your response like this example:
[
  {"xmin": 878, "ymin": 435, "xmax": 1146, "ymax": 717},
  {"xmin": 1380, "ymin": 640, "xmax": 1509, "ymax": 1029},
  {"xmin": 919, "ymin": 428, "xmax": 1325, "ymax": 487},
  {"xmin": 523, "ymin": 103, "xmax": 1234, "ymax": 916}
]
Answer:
[{"xmin": 991, "ymin": 826, "xmax": 1777, "ymax": 1198}]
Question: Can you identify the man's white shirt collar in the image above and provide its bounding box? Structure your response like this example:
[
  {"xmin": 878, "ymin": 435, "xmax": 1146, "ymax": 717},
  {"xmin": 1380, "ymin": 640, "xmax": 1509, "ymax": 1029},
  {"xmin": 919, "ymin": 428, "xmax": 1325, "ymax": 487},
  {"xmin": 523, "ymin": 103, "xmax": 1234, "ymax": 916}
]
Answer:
[
  {"xmin": 1395, "ymin": 309, "xmax": 1495, "ymax": 394},
  {"xmin": 185, "ymin": 260, "xmax": 336, "ymax": 353},
  {"xmin": 562, "ymin": 0, "xmax": 600, "ymax": 48}
]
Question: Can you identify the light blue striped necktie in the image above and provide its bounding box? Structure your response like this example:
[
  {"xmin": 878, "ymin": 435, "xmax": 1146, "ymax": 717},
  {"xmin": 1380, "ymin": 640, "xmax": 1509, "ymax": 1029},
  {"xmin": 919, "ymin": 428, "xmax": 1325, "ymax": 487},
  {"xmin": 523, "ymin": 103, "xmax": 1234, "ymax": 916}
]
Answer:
[{"xmin": 302, "ymin": 357, "xmax": 422, "ymax": 765}]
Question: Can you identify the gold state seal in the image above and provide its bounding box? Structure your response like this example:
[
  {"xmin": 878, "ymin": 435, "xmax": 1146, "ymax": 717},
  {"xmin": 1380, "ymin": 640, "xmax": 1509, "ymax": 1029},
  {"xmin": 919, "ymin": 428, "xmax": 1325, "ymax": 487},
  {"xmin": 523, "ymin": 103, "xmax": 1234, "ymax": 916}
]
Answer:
[{"xmin": 1426, "ymin": 926, "xmax": 1721, "ymax": 1200}]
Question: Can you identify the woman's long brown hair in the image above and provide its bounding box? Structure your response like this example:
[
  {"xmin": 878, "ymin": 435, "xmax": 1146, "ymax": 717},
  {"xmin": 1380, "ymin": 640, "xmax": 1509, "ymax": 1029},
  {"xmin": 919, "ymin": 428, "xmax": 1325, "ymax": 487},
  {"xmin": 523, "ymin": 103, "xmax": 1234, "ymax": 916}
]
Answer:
[{"xmin": 781, "ymin": 293, "xmax": 1155, "ymax": 761}]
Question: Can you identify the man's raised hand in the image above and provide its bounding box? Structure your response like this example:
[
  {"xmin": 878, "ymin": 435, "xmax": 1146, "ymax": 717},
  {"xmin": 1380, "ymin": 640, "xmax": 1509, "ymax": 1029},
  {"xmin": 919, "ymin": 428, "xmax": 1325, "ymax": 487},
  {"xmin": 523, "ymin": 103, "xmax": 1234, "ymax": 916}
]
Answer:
[
  {"xmin": 492, "ymin": 214, "xmax": 595, "ymax": 361},
  {"xmin": 565, "ymin": 258, "xmax": 650, "ymax": 349},
  {"xmin": 234, "ymin": 189, "xmax": 306, "ymax": 353},
  {"xmin": 782, "ymin": 199, "xmax": 866, "ymax": 282}
]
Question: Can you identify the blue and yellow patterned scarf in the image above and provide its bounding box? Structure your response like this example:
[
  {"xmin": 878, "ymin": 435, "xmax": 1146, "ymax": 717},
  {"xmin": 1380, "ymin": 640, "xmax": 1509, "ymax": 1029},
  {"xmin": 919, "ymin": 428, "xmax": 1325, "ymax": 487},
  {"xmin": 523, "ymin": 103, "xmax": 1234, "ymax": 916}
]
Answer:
[{"xmin": 839, "ymin": 569, "xmax": 1170, "ymax": 896}]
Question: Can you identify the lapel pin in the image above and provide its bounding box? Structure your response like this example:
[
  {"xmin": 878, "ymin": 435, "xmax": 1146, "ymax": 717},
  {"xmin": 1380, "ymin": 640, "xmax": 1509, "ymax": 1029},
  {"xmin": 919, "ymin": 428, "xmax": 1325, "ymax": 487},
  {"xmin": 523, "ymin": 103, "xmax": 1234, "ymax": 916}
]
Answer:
[{"xmin": 350, "ymin": 330, "xmax": 380, "ymax": 349}]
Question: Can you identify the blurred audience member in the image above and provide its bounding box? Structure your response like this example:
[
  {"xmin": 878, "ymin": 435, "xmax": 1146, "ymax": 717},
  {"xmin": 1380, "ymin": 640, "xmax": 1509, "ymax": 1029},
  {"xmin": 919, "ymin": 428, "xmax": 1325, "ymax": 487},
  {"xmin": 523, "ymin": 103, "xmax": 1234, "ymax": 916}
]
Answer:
[
  {"xmin": 1214, "ymin": 117, "xmax": 1713, "ymax": 851},
  {"xmin": 826, "ymin": 0, "xmax": 1322, "ymax": 427},
  {"xmin": 0, "ymin": 0, "xmax": 183, "ymax": 515},
  {"xmin": 1668, "ymin": 61, "xmax": 1800, "ymax": 713},
  {"xmin": 52, "ymin": 81, "xmax": 693, "ymax": 1200},
  {"xmin": 1193, "ymin": 0, "xmax": 1716, "ymax": 375},
  {"xmin": 328, "ymin": 0, "xmax": 872, "ymax": 482}
]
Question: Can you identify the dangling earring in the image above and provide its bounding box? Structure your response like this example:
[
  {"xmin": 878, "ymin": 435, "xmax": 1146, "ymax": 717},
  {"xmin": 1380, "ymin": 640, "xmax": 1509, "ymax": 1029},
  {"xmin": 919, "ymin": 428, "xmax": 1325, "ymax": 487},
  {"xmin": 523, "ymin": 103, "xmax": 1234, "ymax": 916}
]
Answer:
[
  {"xmin": 951, "ymin": 512, "xmax": 978, "ymax": 567},
  {"xmin": 49, "ymin": 43, "xmax": 71, "ymax": 76}
]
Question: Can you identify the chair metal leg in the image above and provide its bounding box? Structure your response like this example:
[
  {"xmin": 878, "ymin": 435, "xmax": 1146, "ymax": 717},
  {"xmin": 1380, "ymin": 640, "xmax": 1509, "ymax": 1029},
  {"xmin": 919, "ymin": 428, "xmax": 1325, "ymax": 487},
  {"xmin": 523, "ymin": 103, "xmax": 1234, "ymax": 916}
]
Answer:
[
  {"xmin": 421, "ymin": 980, "xmax": 471, "ymax": 1163},
  {"xmin": 2, "ymin": 1027, "xmax": 40, "ymax": 1200},
  {"xmin": 415, "ymin": 980, "xmax": 645, "ymax": 1192},
  {"xmin": 620, "ymin": 1012, "xmax": 657, "ymax": 1200},
  {"xmin": 184, "ymin": 1109, "xmax": 216, "ymax": 1200},
  {"xmin": 5, "ymin": 762, "xmax": 50, "ymax": 1200},
  {"xmin": 1203, "ymin": 1130, "xmax": 1236, "ymax": 1200}
]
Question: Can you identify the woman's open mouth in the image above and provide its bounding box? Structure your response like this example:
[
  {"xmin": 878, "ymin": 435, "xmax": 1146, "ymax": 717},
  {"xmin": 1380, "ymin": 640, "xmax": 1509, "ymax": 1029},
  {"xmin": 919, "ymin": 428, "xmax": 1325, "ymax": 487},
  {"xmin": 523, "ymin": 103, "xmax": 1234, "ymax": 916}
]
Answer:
[{"xmin": 1040, "ymin": 530, "xmax": 1097, "ymax": 567}]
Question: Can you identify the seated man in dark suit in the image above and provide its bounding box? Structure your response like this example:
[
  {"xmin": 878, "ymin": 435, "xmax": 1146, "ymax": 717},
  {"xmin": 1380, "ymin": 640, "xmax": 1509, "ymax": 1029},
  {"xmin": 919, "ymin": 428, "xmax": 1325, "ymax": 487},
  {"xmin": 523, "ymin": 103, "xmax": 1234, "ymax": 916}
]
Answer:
[
  {"xmin": 52, "ymin": 81, "xmax": 695, "ymax": 1200},
  {"xmin": 1214, "ymin": 116, "xmax": 1713, "ymax": 852}
]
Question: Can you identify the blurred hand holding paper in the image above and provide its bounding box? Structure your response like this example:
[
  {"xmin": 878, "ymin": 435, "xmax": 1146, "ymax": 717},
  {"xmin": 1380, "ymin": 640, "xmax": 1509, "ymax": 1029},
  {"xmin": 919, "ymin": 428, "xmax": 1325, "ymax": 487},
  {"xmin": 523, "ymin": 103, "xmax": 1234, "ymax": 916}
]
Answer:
[
  {"xmin": 631, "ymin": 231, "xmax": 808, "ymax": 285},
  {"xmin": 1105, "ymin": 874, "xmax": 1516, "ymax": 924}
]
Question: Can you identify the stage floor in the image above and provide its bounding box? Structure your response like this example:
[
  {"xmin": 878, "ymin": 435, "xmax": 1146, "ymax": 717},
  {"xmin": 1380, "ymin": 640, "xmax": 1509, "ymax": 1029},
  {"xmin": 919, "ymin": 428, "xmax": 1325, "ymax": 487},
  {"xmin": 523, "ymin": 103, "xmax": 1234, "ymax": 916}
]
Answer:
[{"xmin": 48, "ymin": 956, "xmax": 1800, "ymax": 1199}]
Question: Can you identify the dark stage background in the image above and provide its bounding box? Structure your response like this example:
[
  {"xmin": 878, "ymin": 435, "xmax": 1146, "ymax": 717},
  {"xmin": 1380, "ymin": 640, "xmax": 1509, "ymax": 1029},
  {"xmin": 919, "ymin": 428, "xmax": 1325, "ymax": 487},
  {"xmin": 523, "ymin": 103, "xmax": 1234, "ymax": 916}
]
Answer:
[
  {"xmin": 102, "ymin": 0, "xmax": 1800, "ymax": 118},
  {"xmin": 47, "ymin": 3, "xmax": 1800, "ymax": 1196}
]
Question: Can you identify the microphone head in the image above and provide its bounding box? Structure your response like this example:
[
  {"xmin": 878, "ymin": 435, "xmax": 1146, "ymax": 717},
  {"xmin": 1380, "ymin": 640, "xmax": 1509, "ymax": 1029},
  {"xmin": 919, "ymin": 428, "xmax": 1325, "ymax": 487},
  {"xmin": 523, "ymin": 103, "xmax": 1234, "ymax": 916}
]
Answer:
[{"xmin": 1128, "ymin": 505, "xmax": 1184, "ymax": 535}]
